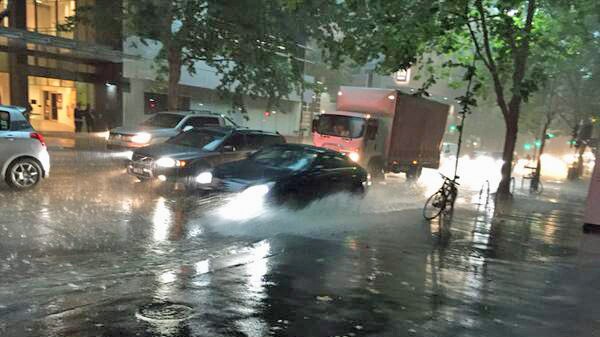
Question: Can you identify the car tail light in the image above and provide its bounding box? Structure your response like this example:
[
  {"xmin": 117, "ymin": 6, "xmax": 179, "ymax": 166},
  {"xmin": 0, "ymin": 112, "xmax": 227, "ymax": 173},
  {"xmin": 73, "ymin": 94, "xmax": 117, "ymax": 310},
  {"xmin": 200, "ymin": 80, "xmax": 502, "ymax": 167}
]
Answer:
[{"xmin": 30, "ymin": 132, "xmax": 46, "ymax": 147}]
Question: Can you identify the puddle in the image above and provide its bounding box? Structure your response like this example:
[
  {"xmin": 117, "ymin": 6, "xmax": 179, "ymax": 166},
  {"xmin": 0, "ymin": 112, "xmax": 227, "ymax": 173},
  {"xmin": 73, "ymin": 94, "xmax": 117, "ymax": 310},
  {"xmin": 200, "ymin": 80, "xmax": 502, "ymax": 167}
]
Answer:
[{"xmin": 135, "ymin": 302, "xmax": 194, "ymax": 323}]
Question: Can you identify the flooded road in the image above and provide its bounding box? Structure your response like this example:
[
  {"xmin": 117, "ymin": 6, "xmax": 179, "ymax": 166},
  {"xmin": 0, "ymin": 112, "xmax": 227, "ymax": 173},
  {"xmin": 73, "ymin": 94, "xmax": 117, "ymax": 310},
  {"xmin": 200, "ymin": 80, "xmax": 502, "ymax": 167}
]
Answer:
[{"xmin": 0, "ymin": 149, "xmax": 598, "ymax": 336}]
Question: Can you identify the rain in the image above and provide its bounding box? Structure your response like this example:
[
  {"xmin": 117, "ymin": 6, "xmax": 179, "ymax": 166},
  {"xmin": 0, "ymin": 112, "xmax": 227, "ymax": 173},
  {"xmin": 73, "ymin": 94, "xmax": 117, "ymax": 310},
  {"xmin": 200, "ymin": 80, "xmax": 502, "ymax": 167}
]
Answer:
[{"xmin": 1, "ymin": 1, "xmax": 600, "ymax": 336}]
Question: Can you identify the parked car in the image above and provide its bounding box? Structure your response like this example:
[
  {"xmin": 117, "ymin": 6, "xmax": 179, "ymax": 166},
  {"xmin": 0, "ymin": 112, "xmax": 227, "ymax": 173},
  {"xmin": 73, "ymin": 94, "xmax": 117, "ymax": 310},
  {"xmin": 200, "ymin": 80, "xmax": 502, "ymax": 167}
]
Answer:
[
  {"xmin": 205, "ymin": 144, "xmax": 369, "ymax": 210},
  {"xmin": 107, "ymin": 111, "xmax": 237, "ymax": 150},
  {"xmin": 0, "ymin": 105, "xmax": 50, "ymax": 190},
  {"xmin": 127, "ymin": 127, "xmax": 286, "ymax": 184}
]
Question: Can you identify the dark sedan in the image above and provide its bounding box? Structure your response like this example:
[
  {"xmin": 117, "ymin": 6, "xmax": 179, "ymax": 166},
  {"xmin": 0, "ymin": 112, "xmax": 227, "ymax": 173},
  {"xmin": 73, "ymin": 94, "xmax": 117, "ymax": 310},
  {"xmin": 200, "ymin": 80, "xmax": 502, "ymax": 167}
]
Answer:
[
  {"xmin": 127, "ymin": 127, "xmax": 285, "ymax": 185},
  {"xmin": 206, "ymin": 144, "xmax": 370, "ymax": 214}
]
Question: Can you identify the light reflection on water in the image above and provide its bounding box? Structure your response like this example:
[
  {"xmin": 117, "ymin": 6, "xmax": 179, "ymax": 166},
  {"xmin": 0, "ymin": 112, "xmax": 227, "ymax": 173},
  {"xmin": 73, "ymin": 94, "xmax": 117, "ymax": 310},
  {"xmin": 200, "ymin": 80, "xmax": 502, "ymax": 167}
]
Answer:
[
  {"xmin": 246, "ymin": 241, "xmax": 270, "ymax": 294},
  {"xmin": 152, "ymin": 197, "xmax": 172, "ymax": 242}
]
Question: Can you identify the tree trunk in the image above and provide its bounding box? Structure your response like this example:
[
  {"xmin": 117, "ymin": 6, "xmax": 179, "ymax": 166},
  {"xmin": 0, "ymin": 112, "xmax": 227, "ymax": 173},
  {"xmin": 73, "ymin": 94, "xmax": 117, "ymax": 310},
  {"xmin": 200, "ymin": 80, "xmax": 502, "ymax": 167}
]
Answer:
[
  {"xmin": 497, "ymin": 114, "xmax": 519, "ymax": 199},
  {"xmin": 576, "ymin": 144, "xmax": 587, "ymax": 178},
  {"xmin": 534, "ymin": 120, "xmax": 551, "ymax": 186},
  {"xmin": 167, "ymin": 45, "xmax": 182, "ymax": 111}
]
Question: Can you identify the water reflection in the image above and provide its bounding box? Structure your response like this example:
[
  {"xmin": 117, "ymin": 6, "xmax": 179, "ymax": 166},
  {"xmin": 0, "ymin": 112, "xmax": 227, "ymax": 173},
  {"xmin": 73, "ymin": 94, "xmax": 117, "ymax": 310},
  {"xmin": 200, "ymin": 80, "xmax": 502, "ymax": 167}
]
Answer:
[
  {"xmin": 246, "ymin": 241, "xmax": 270, "ymax": 294},
  {"xmin": 152, "ymin": 197, "xmax": 172, "ymax": 242}
]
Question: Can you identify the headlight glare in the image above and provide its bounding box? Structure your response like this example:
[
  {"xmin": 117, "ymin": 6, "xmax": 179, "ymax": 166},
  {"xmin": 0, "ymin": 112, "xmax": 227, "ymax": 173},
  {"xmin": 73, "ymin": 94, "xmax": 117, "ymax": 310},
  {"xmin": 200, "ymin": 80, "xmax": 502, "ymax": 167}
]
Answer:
[
  {"xmin": 156, "ymin": 157, "xmax": 176, "ymax": 168},
  {"xmin": 241, "ymin": 184, "xmax": 271, "ymax": 198},
  {"xmin": 131, "ymin": 132, "xmax": 152, "ymax": 144},
  {"xmin": 195, "ymin": 171, "xmax": 213, "ymax": 184},
  {"xmin": 348, "ymin": 152, "xmax": 360, "ymax": 162}
]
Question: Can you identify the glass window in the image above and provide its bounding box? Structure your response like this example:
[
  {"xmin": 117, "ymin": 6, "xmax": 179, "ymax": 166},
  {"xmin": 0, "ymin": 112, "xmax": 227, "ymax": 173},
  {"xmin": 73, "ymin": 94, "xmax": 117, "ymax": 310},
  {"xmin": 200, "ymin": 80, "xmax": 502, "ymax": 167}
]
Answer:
[
  {"xmin": 26, "ymin": 0, "xmax": 76, "ymax": 38},
  {"xmin": 11, "ymin": 120, "xmax": 33, "ymax": 131},
  {"xmin": 245, "ymin": 134, "xmax": 285, "ymax": 150},
  {"xmin": 222, "ymin": 133, "xmax": 245, "ymax": 151},
  {"xmin": 251, "ymin": 147, "xmax": 317, "ymax": 171},
  {"xmin": 315, "ymin": 154, "xmax": 353, "ymax": 169},
  {"xmin": 183, "ymin": 116, "xmax": 220, "ymax": 128},
  {"xmin": 141, "ymin": 114, "xmax": 184, "ymax": 128},
  {"xmin": 316, "ymin": 115, "xmax": 366, "ymax": 138},
  {"xmin": 166, "ymin": 129, "xmax": 227, "ymax": 151},
  {"xmin": 0, "ymin": 0, "xmax": 7, "ymax": 27},
  {"xmin": 0, "ymin": 110, "xmax": 9, "ymax": 130}
]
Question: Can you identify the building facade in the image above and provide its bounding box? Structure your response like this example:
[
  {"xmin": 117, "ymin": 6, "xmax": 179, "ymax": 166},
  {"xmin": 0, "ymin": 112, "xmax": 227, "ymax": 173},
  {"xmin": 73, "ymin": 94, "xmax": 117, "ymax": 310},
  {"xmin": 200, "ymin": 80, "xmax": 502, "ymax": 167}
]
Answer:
[
  {"xmin": 0, "ymin": 0, "xmax": 124, "ymax": 132},
  {"xmin": 122, "ymin": 38, "xmax": 305, "ymax": 138}
]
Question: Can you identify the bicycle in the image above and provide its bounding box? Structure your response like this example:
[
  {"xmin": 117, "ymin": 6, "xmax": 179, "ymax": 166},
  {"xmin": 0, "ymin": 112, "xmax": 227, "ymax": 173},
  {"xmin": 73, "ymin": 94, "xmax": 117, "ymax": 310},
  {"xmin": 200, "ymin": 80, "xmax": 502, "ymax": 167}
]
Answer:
[
  {"xmin": 522, "ymin": 166, "xmax": 543, "ymax": 194},
  {"xmin": 423, "ymin": 173, "xmax": 460, "ymax": 220}
]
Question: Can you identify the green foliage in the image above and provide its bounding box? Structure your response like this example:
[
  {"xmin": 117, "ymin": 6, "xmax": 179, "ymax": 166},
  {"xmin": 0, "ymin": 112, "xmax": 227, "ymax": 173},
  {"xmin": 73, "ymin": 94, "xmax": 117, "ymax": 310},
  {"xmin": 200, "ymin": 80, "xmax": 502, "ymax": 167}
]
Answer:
[{"xmin": 68, "ymin": 0, "xmax": 338, "ymax": 111}]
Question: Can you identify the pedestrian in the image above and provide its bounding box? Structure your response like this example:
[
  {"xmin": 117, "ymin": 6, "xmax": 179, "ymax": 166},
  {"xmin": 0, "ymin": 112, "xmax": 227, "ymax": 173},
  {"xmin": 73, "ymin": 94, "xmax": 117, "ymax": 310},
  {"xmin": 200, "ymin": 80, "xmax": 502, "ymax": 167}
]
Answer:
[
  {"xmin": 84, "ymin": 104, "xmax": 95, "ymax": 132},
  {"xmin": 24, "ymin": 102, "xmax": 33, "ymax": 122},
  {"xmin": 74, "ymin": 103, "xmax": 83, "ymax": 132}
]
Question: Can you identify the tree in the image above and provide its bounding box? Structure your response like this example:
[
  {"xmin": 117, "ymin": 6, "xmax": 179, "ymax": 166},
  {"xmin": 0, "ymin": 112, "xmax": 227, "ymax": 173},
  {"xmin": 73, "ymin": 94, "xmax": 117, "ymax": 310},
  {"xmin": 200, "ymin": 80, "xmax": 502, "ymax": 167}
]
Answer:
[
  {"xmin": 66, "ymin": 0, "xmax": 337, "ymax": 112},
  {"xmin": 317, "ymin": 0, "xmax": 599, "ymax": 199},
  {"xmin": 520, "ymin": 78, "xmax": 562, "ymax": 184},
  {"xmin": 555, "ymin": 38, "xmax": 600, "ymax": 178}
]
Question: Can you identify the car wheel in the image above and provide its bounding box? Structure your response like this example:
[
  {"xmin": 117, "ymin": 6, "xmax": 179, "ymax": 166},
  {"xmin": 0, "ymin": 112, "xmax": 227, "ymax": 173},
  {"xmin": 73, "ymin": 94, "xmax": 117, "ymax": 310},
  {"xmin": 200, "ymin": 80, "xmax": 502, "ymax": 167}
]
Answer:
[
  {"xmin": 6, "ymin": 158, "xmax": 43, "ymax": 190},
  {"xmin": 367, "ymin": 158, "xmax": 385, "ymax": 181},
  {"xmin": 406, "ymin": 165, "xmax": 422, "ymax": 181},
  {"xmin": 351, "ymin": 183, "xmax": 366, "ymax": 197}
]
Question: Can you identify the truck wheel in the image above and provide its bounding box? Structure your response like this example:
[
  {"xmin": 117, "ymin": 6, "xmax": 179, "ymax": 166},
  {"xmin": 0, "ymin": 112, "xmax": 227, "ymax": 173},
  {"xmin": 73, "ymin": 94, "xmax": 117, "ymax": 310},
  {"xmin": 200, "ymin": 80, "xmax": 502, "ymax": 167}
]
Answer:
[
  {"xmin": 368, "ymin": 159, "xmax": 385, "ymax": 181},
  {"xmin": 406, "ymin": 165, "xmax": 422, "ymax": 181}
]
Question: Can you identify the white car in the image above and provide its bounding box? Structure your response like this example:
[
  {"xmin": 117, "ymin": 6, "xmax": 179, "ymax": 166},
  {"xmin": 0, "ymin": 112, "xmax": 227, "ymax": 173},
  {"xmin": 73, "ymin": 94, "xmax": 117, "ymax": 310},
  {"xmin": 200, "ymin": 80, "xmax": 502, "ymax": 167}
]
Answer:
[
  {"xmin": 0, "ymin": 105, "xmax": 51, "ymax": 190},
  {"xmin": 107, "ymin": 111, "xmax": 236, "ymax": 150}
]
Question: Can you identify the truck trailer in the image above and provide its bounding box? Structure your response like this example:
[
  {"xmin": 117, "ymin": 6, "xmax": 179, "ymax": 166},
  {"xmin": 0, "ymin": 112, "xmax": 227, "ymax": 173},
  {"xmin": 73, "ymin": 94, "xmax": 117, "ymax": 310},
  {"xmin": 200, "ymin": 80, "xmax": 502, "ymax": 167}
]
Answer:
[{"xmin": 312, "ymin": 86, "xmax": 451, "ymax": 179}]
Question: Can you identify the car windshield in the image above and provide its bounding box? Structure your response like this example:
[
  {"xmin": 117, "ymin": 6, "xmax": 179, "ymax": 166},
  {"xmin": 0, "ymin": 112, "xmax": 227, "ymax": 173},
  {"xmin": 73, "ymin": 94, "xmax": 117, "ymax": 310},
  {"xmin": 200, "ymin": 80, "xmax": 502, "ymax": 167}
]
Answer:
[
  {"xmin": 251, "ymin": 147, "xmax": 317, "ymax": 171},
  {"xmin": 166, "ymin": 129, "xmax": 227, "ymax": 151},
  {"xmin": 316, "ymin": 114, "xmax": 366, "ymax": 138},
  {"xmin": 141, "ymin": 114, "xmax": 184, "ymax": 128}
]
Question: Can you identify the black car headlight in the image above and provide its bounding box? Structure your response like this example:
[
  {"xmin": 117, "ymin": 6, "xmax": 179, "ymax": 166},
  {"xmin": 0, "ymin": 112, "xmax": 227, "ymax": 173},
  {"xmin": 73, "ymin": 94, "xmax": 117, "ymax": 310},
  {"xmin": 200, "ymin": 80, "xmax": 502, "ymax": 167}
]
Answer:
[{"xmin": 195, "ymin": 171, "xmax": 213, "ymax": 184}]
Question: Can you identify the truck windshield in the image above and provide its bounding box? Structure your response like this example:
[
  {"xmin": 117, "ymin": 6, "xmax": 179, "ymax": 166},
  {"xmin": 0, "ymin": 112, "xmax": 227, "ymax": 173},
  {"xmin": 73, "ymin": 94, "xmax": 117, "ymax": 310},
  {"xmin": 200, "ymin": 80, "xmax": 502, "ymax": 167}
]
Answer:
[
  {"xmin": 316, "ymin": 115, "xmax": 365, "ymax": 138},
  {"xmin": 141, "ymin": 114, "xmax": 184, "ymax": 128}
]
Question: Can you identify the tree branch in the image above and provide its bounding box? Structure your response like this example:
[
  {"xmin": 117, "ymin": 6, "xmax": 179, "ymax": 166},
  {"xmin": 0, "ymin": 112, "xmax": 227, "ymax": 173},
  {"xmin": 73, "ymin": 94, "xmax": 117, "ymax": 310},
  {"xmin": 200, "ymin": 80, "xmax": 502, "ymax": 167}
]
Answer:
[
  {"xmin": 466, "ymin": 21, "xmax": 492, "ymax": 70},
  {"xmin": 507, "ymin": 0, "xmax": 537, "ymax": 116},
  {"xmin": 473, "ymin": 0, "xmax": 509, "ymax": 116}
]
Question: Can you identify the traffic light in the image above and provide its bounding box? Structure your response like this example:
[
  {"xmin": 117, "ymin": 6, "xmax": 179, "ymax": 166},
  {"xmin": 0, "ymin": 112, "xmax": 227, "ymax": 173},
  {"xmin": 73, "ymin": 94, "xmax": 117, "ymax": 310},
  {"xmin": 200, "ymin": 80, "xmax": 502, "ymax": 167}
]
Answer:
[
  {"xmin": 448, "ymin": 124, "xmax": 457, "ymax": 133},
  {"xmin": 523, "ymin": 143, "xmax": 533, "ymax": 151},
  {"xmin": 545, "ymin": 133, "xmax": 555, "ymax": 139},
  {"xmin": 534, "ymin": 140, "xmax": 542, "ymax": 148}
]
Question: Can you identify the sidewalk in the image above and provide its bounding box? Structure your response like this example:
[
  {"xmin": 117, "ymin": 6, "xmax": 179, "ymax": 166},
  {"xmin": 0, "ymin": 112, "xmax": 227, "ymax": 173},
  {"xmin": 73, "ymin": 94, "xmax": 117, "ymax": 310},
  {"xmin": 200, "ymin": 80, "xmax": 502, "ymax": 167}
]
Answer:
[{"xmin": 41, "ymin": 131, "xmax": 109, "ymax": 151}]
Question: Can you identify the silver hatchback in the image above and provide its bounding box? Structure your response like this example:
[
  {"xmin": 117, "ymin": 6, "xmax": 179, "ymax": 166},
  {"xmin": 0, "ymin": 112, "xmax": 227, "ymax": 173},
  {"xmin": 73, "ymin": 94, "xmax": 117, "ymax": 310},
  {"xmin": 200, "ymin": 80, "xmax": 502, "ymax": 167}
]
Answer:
[{"xmin": 0, "ymin": 105, "xmax": 50, "ymax": 190}]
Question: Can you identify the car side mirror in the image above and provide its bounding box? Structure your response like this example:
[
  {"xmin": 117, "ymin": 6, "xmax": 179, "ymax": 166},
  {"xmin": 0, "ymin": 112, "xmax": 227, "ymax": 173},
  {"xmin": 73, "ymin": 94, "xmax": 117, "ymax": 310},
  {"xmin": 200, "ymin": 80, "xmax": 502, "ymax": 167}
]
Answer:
[
  {"xmin": 182, "ymin": 125, "xmax": 194, "ymax": 132},
  {"xmin": 223, "ymin": 145, "xmax": 236, "ymax": 152},
  {"xmin": 312, "ymin": 119, "xmax": 318, "ymax": 132}
]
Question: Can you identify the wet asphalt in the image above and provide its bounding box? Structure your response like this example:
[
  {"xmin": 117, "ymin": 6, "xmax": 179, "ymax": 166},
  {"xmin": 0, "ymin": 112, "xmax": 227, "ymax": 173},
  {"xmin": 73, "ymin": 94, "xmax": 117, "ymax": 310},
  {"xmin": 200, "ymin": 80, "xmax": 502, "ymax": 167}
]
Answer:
[{"xmin": 1, "ymin": 149, "xmax": 599, "ymax": 337}]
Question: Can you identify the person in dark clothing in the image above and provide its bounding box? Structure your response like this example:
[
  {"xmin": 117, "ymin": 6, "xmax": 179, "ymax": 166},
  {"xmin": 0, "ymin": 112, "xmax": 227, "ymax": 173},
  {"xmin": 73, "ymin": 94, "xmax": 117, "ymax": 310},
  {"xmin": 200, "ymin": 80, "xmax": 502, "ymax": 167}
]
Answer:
[
  {"xmin": 74, "ymin": 103, "xmax": 83, "ymax": 132},
  {"xmin": 24, "ymin": 103, "xmax": 33, "ymax": 122},
  {"xmin": 84, "ymin": 104, "xmax": 95, "ymax": 132}
]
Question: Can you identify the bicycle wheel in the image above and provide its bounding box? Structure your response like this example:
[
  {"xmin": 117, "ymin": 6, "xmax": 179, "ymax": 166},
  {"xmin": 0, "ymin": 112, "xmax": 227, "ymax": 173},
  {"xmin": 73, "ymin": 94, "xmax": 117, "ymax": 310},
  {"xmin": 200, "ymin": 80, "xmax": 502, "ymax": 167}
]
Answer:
[
  {"xmin": 446, "ymin": 187, "xmax": 458, "ymax": 209},
  {"xmin": 529, "ymin": 178, "xmax": 543, "ymax": 195},
  {"xmin": 423, "ymin": 191, "xmax": 445, "ymax": 220}
]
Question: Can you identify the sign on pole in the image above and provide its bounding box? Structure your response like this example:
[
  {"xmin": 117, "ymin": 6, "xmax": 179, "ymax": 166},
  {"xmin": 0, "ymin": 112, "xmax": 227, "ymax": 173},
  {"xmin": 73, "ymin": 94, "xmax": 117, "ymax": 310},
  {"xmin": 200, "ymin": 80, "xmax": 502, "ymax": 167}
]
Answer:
[{"xmin": 584, "ymin": 151, "xmax": 600, "ymax": 232}]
